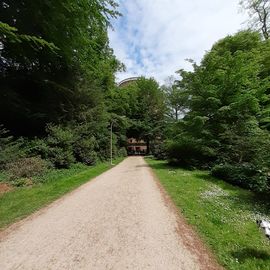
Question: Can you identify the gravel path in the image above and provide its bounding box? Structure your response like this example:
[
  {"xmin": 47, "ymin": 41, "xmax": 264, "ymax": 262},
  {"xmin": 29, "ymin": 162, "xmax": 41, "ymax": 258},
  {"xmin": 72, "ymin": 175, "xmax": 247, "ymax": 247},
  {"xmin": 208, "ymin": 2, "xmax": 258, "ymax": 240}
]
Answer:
[{"xmin": 0, "ymin": 157, "xmax": 220, "ymax": 270}]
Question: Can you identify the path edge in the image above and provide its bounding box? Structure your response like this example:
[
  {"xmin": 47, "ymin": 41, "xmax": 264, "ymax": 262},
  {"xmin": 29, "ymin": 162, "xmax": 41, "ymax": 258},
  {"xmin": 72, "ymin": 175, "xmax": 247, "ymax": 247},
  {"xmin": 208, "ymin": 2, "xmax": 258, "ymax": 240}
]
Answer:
[
  {"xmin": 144, "ymin": 157, "xmax": 224, "ymax": 270},
  {"xmin": 0, "ymin": 158, "xmax": 127, "ymax": 239}
]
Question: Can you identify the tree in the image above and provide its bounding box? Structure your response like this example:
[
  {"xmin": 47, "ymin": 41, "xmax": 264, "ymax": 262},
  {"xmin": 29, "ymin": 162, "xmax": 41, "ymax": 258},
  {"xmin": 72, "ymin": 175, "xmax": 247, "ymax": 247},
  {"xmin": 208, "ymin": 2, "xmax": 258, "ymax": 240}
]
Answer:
[
  {"xmin": 167, "ymin": 31, "xmax": 270, "ymax": 173},
  {"xmin": 162, "ymin": 76, "xmax": 189, "ymax": 120},
  {"xmin": 108, "ymin": 77, "xmax": 166, "ymax": 154},
  {"xmin": 0, "ymin": 0, "xmax": 121, "ymax": 135},
  {"xmin": 240, "ymin": 0, "xmax": 270, "ymax": 39}
]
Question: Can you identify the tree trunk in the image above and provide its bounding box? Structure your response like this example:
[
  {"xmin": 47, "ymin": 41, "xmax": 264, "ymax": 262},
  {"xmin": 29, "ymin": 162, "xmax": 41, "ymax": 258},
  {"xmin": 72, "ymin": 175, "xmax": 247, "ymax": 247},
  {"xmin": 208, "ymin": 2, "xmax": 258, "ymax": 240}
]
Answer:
[
  {"xmin": 146, "ymin": 138, "xmax": 150, "ymax": 154},
  {"xmin": 175, "ymin": 109, "xmax": 178, "ymax": 120}
]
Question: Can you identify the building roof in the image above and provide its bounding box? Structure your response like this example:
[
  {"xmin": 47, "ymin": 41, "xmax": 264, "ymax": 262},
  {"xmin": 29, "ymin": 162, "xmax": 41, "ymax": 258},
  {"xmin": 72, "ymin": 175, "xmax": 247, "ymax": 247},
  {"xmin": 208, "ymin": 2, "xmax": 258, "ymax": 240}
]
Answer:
[{"xmin": 118, "ymin": 77, "xmax": 139, "ymax": 87}]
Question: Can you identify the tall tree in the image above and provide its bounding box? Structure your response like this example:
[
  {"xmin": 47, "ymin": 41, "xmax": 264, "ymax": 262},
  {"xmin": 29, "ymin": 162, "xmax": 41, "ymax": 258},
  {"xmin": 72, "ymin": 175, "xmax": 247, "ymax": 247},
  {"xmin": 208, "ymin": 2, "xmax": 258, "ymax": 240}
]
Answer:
[
  {"xmin": 0, "ymin": 0, "xmax": 121, "ymax": 135},
  {"xmin": 162, "ymin": 76, "xmax": 189, "ymax": 120},
  {"xmin": 108, "ymin": 77, "xmax": 166, "ymax": 153},
  {"xmin": 168, "ymin": 31, "xmax": 270, "ymax": 168},
  {"xmin": 240, "ymin": 0, "xmax": 270, "ymax": 39}
]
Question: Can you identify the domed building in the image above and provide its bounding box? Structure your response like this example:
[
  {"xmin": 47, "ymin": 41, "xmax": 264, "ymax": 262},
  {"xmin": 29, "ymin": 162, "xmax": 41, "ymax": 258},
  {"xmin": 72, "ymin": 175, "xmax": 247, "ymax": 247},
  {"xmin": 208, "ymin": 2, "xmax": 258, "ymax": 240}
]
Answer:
[{"xmin": 118, "ymin": 77, "xmax": 139, "ymax": 88}]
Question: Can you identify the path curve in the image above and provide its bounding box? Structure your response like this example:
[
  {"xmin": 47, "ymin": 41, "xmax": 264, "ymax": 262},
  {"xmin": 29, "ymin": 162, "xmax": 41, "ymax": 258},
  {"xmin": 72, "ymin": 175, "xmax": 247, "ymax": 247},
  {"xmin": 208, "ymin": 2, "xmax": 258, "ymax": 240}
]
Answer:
[{"xmin": 0, "ymin": 157, "xmax": 219, "ymax": 270}]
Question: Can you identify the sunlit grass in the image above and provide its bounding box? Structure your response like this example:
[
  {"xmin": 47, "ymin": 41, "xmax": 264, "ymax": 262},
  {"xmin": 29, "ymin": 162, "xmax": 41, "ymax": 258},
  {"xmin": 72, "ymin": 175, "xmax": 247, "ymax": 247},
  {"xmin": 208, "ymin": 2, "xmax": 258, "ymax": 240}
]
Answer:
[{"xmin": 147, "ymin": 158, "xmax": 270, "ymax": 270}]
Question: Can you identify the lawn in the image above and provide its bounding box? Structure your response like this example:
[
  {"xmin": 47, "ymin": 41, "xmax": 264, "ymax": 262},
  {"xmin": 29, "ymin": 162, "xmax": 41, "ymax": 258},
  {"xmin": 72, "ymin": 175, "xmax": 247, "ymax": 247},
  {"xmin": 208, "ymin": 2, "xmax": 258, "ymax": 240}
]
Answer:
[
  {"xmin": 146, "ymin": 158, "xmax": 270, "ymax": 270},
  {"xmin": 0, "ymin": 158, "xmax": 124, "ymax": 229}
]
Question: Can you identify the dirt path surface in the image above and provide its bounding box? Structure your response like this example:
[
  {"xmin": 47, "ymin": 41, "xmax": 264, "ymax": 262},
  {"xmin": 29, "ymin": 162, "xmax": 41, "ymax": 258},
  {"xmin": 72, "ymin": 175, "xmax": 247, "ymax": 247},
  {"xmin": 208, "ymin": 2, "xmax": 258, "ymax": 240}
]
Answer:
[{"xmin": 0, "ymin": 157, "xmax": 220, "ymax": 270}]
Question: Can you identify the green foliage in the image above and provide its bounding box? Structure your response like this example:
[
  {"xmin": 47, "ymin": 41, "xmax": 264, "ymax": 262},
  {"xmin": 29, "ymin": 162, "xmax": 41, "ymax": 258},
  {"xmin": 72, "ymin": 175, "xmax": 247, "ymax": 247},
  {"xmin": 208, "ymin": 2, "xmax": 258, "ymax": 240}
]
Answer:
[
  {"xmin": 30, "ymin": 119, "xmax": 120, "ymax": 167},
  {"xmin": 107, "ymin": 84, "xmax": 139, "ymax": 119},
  {"xmin": 163, "ymin": 31, "xmax": 270, "ymax": 192},
  {"xmin": 0, "ymin": 21, "xmax": 58, "ymax": 51},
  {"xmin": 212, "ymin": 164, "xmax": 269, "ymax": 192},
  {"xmin": 0, "ymin": 0, "xmax": 124, "ymax": 174},
  {"xmin": 73, "ymin": 136, "xmax": 98, "ymax": 166},
  {"xmin": 108, "ymin": 77, "xmax": 166, "ymax": 153},
  {"xmin": 166, "ymin": 136, "xmax": 215, "ymax": 168},
  {"xmin": 162, "ymin": 76, "xmax": 189, "ymax": 120},
  {"xmin": 34, "ymin": 125, "xmax": 75, "ymax": 168},
  {"xmin": 0, "ymin": 0, "xmax": 121, "ymax": 136},
  {"xmin": 117, "ymin": 147, "xmax": 127, "ymax": 157},
  {"xmin": 0, "ymin": 126, "xmax": 25, "ymax": 168},
  {"xmin": 150, "ymin": 139, "xmax": 167, "ymax": 160},
  {"xmin": 5, "ymin": 157, "xmax": 47, "ymax": 182}
]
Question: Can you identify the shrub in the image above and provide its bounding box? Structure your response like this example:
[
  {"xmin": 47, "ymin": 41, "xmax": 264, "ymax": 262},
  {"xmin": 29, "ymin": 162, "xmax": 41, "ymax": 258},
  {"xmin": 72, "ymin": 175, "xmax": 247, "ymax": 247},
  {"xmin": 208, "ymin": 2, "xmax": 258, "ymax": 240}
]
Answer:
[
  {"xmin": 0, "ymin": 126, "xmax": 25, "ymax": 168},
  {"xmin": 95, "ymin": 133, "xmax": 112, "ymax": 161},
  {"xmin": 28, "ymin": 138, "xmax": 49, "ymax": 157},
  {"xmin": 118, "ymin": 147, "xmax": 127, "ymax": 157},
  {"xmin": 211, "ymin": 163, "xmax": 269, "ymax": 192},
  {"xmin": 5, "ymin": 156, "xmax": 47, "ymax": 181},
  {"xmin": 73, "ymin": 136, "xmax": 98, "ymax": 165},
  {"xmin": 12, "ymin": 178, "xmax": 34, "ymax": 187},
  {"xmin": 48, "ymin": 147, "xmax": 75, "ymax": 168},
  {"xmin": 33, "ymin": 125, "xmax": 75, "ymax": 168},
  {"xmin": 151, "ymin": 141, "xmax": 167, "ymax": 160},
  {"xmin": 166, "ymin": 137, "xmax": 215, "ymax": 168}
]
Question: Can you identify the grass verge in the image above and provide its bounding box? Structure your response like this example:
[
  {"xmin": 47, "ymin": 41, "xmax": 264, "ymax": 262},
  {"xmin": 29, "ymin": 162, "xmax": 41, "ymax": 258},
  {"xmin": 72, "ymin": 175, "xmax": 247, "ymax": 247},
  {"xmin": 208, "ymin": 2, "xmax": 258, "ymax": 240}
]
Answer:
[
  {"xmin": 146, "ymin": 158, "xmax": 270, "ymax": 270},
  {"xmin": 0, "ymin": 158, "xmax": 124, "ymax": 229}
]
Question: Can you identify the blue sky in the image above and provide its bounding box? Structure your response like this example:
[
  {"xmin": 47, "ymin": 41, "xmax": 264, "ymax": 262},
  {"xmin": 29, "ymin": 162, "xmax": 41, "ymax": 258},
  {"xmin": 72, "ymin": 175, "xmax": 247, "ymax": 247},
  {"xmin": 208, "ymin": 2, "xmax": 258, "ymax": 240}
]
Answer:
[{"xmin": 109, "ymin": 0, "xmax": 248, "ymax": 84}]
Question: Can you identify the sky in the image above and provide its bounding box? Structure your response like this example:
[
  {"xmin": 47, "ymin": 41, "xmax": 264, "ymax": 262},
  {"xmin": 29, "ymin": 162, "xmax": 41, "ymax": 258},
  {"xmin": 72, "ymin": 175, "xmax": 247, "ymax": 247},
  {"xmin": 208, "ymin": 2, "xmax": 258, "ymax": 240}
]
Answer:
[{"xmin": 108, "ymin": 0, "xmax": 248, "ymax": 84}]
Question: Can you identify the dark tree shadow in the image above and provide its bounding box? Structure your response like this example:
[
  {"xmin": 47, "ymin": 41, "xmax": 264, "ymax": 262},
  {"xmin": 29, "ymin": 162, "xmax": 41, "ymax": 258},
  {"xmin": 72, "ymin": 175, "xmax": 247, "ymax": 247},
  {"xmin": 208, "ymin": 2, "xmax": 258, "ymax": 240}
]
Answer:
[
  {"xmin": 231, "ymin": 248, "xmax": 270, "ymax": 263},
  {"xmin": 147, "ymin": 161, "xmax": 182, "ymax": 171}
]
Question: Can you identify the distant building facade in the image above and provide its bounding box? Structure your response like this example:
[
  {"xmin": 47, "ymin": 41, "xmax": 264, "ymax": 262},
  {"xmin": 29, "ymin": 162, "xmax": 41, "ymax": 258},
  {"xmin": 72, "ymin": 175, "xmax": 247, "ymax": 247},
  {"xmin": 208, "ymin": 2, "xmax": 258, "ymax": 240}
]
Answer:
[{"xmin": 127, "ymin": 138, "xmax": 147, "ymax": 155}]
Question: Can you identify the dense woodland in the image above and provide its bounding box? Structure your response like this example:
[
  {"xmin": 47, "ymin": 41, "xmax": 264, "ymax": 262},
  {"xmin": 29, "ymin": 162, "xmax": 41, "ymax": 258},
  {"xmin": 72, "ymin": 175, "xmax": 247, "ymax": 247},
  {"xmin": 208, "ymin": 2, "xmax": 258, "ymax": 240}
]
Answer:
[
  {"xmin": 0, "ymin": 0, "xmax": 269, "ymax": 193},
  {"xmin": 164, "ymin": 31, "xmax": 270, "ymax": 192},
  {"xmin": 0, "ymin": 0, "xmax": 125, "ymax": 174}
]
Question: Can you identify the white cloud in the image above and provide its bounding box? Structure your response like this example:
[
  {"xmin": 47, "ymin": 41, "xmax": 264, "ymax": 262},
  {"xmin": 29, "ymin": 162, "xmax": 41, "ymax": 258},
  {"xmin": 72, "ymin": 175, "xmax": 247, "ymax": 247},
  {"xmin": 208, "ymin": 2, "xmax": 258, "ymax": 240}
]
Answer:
[{"xmin": 109, "ymin": 0, "xmax": 248, "ymax": 84}]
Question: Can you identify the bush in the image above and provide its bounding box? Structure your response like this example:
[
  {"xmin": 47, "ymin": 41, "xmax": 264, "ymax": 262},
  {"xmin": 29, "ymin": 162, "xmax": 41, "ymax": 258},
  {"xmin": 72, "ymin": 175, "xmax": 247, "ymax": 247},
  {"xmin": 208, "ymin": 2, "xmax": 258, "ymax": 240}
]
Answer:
[
  {"xmin": 118, "ymin": 147, "xmax": 127, "ymax": 157},
  {"xmin": 12, "ymin": 178, "xmax": 34, "ymax": 187},
  {"xmin": 73, "ymin": 136, "xmax": 98, "ymax": 165},
  {"xmin": 211, "ymin": 163, "xmax": 269, "ymax": 192},
  {"xmin": 5, "ymin": 156, "xmax": 47, "ymax": 181},
  {"xmin": 151, "ymin": 141, "xmax": 167, "ymax": 160},
  {"xmin": 95, "ymin": 133, "xmax": 112, "ymax": 161},
  {"xmin": 166, "ymin": 137, "xmax": 215, "ymax": 168},
  {"xmin": 0, "ymin": 126, "xmax": 25, "ymax": 168},
  {"xmin": 33, "ymin": 125, "xmax": 75, "ymax": 168}
]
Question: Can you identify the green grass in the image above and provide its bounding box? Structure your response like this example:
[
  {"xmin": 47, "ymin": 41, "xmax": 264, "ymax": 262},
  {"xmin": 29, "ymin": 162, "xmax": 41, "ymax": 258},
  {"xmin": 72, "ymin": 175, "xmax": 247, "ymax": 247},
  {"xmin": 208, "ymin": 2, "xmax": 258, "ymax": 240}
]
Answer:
[
  {"xmin": 0, "ymin": 158, "xmax": 124, "ymax": 229},
  {"xmin": 146, "ymin": 158, "xmax": 270, "ymax": 270}
]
